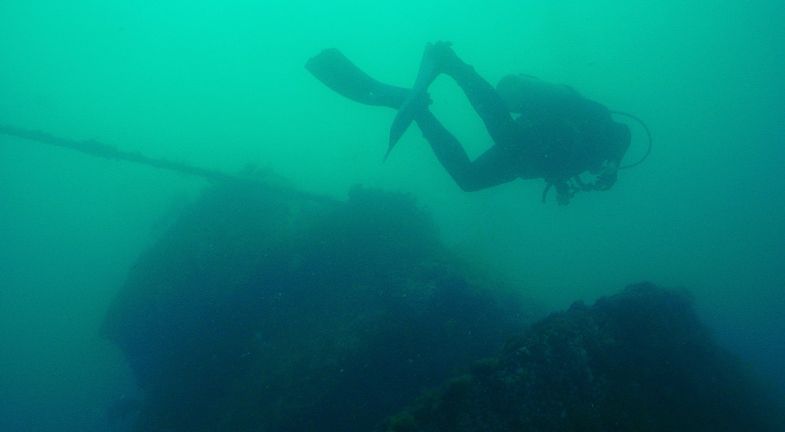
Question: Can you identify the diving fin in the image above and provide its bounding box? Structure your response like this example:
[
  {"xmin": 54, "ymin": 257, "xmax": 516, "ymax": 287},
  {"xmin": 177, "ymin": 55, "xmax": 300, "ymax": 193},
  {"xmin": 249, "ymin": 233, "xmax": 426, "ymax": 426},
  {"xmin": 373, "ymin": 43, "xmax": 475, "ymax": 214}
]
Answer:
[
  {"xmin": 306, "ymin": 48, "xmax": 407, "ymax": 108},
  {"xmin": 387, "ymin": 44, "xmax": 441, "ymax": 154}
]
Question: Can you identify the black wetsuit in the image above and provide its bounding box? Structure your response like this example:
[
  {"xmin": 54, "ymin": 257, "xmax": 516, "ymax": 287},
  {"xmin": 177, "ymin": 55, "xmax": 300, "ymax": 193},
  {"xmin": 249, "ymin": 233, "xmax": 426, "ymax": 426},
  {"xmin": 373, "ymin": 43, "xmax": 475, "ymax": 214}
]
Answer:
[
  {"xmin": 306, "ymin": 48, "xmax": 628, "ymax": 198},
  {"xmin": 413, "ymin": 62, "xmax": 628, "ymax": 193}
]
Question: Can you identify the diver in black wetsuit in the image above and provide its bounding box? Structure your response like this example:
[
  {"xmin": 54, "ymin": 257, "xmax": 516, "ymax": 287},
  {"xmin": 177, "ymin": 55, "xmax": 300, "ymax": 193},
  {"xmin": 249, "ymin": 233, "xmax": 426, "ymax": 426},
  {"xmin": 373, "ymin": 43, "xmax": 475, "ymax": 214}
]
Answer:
[{"xmin": 307, "ymin": 42, "xmax": 631, "ymax": 204}]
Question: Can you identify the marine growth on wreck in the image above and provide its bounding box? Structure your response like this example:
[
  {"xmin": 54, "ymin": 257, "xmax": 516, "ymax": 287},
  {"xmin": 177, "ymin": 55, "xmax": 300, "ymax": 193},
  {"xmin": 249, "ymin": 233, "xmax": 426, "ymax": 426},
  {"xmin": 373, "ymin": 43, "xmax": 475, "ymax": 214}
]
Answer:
[
  {"xmin": 103, "ymin": 180, "xmax": 783, "ymax": 432},
  {"xmin": 103, "ymin": 181, "xmax": 530, "ymax": 432}
]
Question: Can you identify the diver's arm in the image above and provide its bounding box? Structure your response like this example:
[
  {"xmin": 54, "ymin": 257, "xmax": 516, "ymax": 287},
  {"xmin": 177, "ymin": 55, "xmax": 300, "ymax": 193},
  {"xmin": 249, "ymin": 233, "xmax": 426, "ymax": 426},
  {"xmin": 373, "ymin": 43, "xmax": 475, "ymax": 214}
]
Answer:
[
  {"xmin": 595, "ymin": 121, "xmax": 631, "ymax": 190},
  {"xmin": 594, "ymin": 161, "xmax": 618, "ymax": 191},
  {"xmin": 594, "ymin": 143, "xmax": 629, "ymax": 190}
]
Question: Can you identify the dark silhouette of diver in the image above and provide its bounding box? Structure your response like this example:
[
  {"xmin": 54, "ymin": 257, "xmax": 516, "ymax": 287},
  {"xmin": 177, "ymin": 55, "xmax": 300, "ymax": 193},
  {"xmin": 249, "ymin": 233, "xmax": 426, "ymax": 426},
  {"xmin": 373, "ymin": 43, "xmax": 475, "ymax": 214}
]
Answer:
[{"xmin": 307, "ymin": 42, "xmax": 632, "ymax": 204}]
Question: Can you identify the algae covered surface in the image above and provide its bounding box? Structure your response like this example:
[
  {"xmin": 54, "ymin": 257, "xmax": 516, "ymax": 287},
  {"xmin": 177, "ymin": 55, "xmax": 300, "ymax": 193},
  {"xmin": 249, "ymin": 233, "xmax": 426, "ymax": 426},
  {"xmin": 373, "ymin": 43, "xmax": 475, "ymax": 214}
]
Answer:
[
  {"xmin": 101, "ymin": 180, "xmax": 782, "ymax": 431},
  {"xmin": 103, "ymin": 181, "xmax": 531, "ymax": 431},
  {"xmin": 382, "ymin": 285, "xmax": 784, "ymax": 431}
]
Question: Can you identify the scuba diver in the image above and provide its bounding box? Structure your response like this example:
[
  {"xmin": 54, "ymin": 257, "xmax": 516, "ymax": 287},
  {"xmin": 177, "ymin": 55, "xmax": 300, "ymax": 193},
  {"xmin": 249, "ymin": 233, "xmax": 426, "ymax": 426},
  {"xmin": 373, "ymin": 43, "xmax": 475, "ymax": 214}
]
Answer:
[{"xmin": 307, "ymin": 42, "xmax": 641, "ymax": 204}]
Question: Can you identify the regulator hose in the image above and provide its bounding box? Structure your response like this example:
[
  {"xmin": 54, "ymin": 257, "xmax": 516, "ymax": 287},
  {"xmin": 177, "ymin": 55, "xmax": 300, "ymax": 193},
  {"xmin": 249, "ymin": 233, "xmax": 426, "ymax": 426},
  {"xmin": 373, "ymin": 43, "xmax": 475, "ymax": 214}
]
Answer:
[{"xmin": 611, "ymin": 110, "xmax": 652, "ymax": 170}]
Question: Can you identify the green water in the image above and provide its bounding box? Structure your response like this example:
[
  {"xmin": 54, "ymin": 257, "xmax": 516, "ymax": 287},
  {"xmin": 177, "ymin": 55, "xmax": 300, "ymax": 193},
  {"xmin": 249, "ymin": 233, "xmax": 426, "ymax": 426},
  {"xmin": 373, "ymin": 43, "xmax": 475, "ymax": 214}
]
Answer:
[{"xmin": 1, "ymin": 1, "xmax": 783, "ymax": 430}]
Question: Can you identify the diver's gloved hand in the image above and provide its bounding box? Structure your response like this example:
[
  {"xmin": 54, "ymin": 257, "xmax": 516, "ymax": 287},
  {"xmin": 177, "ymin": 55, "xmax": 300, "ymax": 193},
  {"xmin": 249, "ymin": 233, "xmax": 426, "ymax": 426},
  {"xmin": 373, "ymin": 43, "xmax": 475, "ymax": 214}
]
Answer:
[
  {"xmin": 594, "ymin": 161, "xmax": 619, "ymax": 191},
  {"xmin": 555, "ymin": 181, "xmax": 571, "ymax": 205}
]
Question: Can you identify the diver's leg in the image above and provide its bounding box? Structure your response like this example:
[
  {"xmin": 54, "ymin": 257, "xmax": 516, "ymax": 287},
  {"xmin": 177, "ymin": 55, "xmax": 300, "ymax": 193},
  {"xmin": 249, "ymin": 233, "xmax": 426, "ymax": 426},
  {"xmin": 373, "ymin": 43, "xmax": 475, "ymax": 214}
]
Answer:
[
  {"xmin": 307, "ymin": 46, "xmax": 517, "ymax": 190},
  {"xmin": 429, "ymin": 44, "xmax": 521, "ymax": 150},
  {"xmin": 307, "ymin": 46, "xmax": 517, "ymax": 145},
  {"xmin": 415, "ymin": 110, "xmax": 518, "ymax": 191}
]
